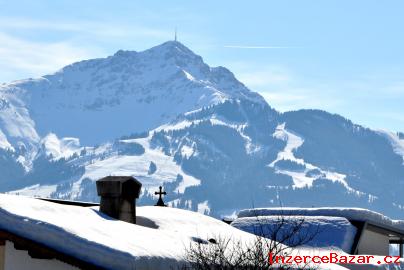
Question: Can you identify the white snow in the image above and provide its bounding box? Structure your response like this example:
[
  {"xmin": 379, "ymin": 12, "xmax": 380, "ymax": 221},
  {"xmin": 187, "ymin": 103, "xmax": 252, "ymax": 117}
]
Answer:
[
  {"xmin": 271, "ymin": 123, "xmax": 304, "ymax": 164},
  {"xmin": 232, "ymin": 215, "xmax": 357, "ymax": 253},
  {"xmin": 0, "ymin": 129, "xmax": 13, "ymax": 150},
  {"xmin": 155, "ymin": 115, "xmax": 260, "ymax": 156},
  {"xmin": 180, "ymin": 144, "xmax": 195, "ymax": 158},
  {"xmin": 154, "ymin": 120, "xmax": 194, "ymax": 132},
  {"xmin": 0, "ymin": 87, "xmax": 39, "ymax": 167},
  {"xmin": 222, "ymin": 211, "xmax": 238, "ymax": 220},
  {"xmin": 0, "ymin": 194, "xmax": 259, "ymax": 270},
  {"xmin": 234, "ymin": 208, "xmax": 404, "ymax": 269},
  {"xmin": 377, "ymin": 130, "xmax": 404, "ymax": 164},
  {"xmin": 237, "ymin": 207, "xmax": 404, "ymax": 232},
  {"xmin": 155, "ymin": 117, "xmax": 243, "ymax": 134},
  {"xmin": 270, "ymin": 123, "xmax": 354, "ymax": 191},
  {"xmin": 167, "ymin": 198, "xmax": 181, "ymax": 208},
  {"xmin": 0, "ymin": 41, "xmax": 265, "ymax": 149},
  {"xmin": 7, "ymin": 184, "xmax": 57, "ymax": 198},
  {"xmin": 175, "ymin": 177, "xmax": 200, "ymax": 194},
  {"xmin": 197, "ymin": 200, "xmax": 210, "ymax": 215},
  {"xmin": 182, "ymin": 70, "xmax": 196, "ymax": 81},
  {"xmin": 0, "ymin": 195, "xmax": 395, "ymax": 270},
  {"xmin": 82, "ymin": 155, "xmax": 143, "ymax": 179},
  {"xmin": 79, "ymin": 137, "xmax": 200, "ymax": 195},
  {"xmin": 183, "ymin": 107, "xmax": 202, "ymax": 116},
  {"xmin": 0, "ymin": 90, "xmax": 40, "ymax": 144},
  {"xmin": 42, "ymin": 133, "xmax": 82, "ymax": 160},
  {"xmin": 208, "ymin": 119, "xmax": 258, "ymax": 153}
]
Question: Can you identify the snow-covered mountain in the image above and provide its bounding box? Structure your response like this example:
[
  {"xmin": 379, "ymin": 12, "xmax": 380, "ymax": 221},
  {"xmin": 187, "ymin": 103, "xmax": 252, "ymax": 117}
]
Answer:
[
  {"xmin": 0, "ymin": 41, "xmax": 263, "ymax": 147},
  {"xmin": 1, "ymin": 41, "xmax": 404, "ymax": 218}
]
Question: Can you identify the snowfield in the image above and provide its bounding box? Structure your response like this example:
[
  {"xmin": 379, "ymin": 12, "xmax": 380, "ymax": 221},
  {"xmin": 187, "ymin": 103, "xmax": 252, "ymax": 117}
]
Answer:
[
  {"xmin": 7, "ymin": 184, "xmax": 58, "ymax": 198},
  {"xmin": 270, "ymin": 123, "xmax": 361, "ymax": 193},
  {"xmin": 41, "ymin": 133, "xmax": 82, "ymax": 161},
  {"xmin": 78, "ymin": 136, "xmax": 201, "ymax": 194}
]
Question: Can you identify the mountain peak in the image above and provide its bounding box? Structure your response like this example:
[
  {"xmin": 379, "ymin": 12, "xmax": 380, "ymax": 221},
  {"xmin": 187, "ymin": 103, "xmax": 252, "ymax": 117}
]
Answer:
[
  {"xmin": 109, "ymin": 41, "xmax": 205, "ymax": 76},
  {"xmin": 143, "ymin": 41, "xmax": 204, "ymax": 67},
  {"xmin": 112, "ymin": 41, "xmax": 195, "ymax": 59},
  {"xmin": 148, "ymin": 40, "xmax": 192, "ymax": 53},
  {"xmin": 109, "ymin": 41, "xmax": 193, "ymax": 60},
  {"xmin": 0, "ymin": 41, "xmax": 266, "ymax": 145}
]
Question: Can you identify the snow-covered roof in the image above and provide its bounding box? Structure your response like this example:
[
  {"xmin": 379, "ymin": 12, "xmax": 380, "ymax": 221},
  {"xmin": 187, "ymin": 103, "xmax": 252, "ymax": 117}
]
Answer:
[
  {"xmin": 231, "ymin": 216, "xmax": 357, "ymax": 253},
  {"xmin": 232, "ymin": 216, "xmax": 357, "ymax": 253},
  {"xmin": 1, "ymin": 195, "xmax": 398, "ymax": 270},
  {"xmin": 0, "ymin": 194, "xmax": 257, "ymax": 270},
  {"xmin": 237, "ymin": 207, "xmax": 404, "ymax": 233}
]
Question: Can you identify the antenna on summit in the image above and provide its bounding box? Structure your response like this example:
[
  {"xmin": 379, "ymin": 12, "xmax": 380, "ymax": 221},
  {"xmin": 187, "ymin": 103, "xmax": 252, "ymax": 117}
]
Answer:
[{"xmin": 174, "ymin": 27, "xmax": 177, "ymax": 42}]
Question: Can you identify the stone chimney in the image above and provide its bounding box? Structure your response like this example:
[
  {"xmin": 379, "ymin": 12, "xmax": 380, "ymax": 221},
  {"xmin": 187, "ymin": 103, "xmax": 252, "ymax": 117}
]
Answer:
[{"xmin": 96, "ymin": 176, "xmax": 142, "ymax": 224}]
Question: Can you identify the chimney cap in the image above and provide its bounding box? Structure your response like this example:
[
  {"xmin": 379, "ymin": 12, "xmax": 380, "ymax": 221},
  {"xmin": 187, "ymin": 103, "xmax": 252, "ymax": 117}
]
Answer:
[{"xmin": 96, "ymin": 176, "xmax": 142, "ymax": 198}]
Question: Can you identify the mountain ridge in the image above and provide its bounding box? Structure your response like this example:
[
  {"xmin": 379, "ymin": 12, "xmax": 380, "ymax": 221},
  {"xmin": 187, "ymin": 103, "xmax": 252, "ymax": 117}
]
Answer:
[
  {"xmin": 1, "ymin": 41, "xmax": 404, "ymax": 218},
  {"xmin": 0, "ymin": 41, "xmax": 265, "ymax": 147}
]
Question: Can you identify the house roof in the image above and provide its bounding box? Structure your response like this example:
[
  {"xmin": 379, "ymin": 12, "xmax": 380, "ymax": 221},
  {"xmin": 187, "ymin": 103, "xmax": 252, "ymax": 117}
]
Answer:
[
  {"xmin": 0, "ymin": 194, "xmax": 257, "ymax": 270},
  {"xmin": 231, "ymin": 215, "xmax": 357, "ymax": 253},
  {"xmin": 237, "ymin": 207, "xmax": 404, "ymax": 236}
]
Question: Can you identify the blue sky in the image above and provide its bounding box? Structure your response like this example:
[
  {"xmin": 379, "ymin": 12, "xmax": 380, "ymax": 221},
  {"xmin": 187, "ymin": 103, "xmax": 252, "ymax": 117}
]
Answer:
[{"xmin": 0, "ymin": 0, "xmax": 403, "ymax": 131}]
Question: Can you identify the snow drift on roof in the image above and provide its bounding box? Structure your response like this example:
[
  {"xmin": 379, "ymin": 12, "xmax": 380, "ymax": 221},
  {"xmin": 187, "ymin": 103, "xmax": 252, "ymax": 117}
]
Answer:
[
  {"xmin": 231, "ymin": 216, "xmax": 357, "ymax": 253},
  {"xmin": 0, "ymin": 194, "xmax": 257, "ymax": 270},
  {"xmin": 237, "ymin": 207, "xmax": 404, "ymax": 232}
]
